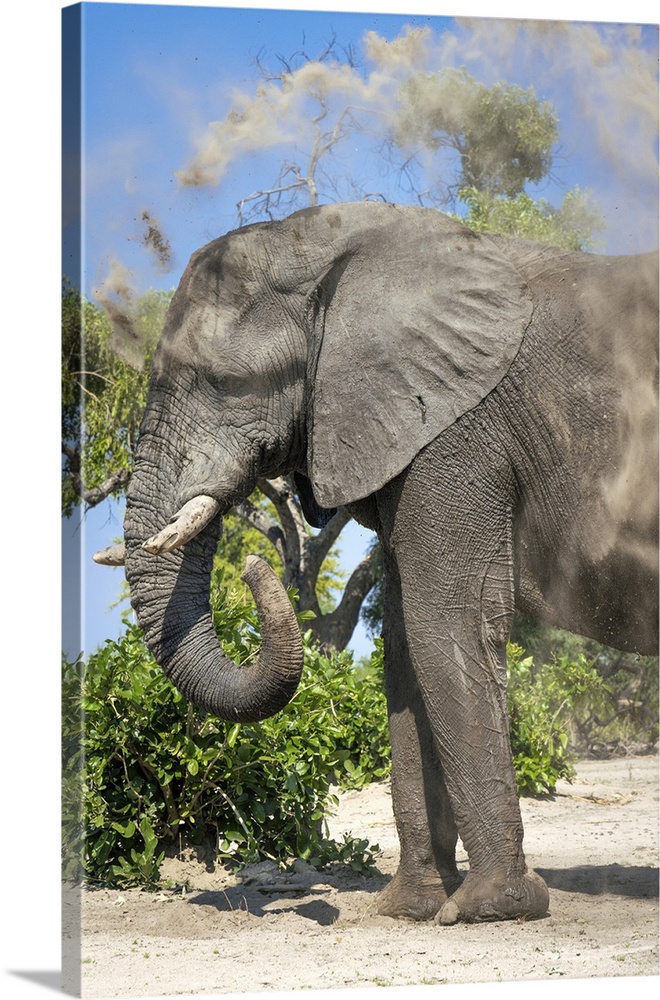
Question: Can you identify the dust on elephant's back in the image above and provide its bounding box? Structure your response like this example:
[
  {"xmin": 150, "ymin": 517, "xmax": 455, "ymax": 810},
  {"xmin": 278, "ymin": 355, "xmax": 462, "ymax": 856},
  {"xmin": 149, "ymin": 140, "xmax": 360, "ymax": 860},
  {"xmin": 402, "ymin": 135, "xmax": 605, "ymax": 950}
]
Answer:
[{"xmin": 581, "ymin": 253, "xmax": 658, "ymax": 569}]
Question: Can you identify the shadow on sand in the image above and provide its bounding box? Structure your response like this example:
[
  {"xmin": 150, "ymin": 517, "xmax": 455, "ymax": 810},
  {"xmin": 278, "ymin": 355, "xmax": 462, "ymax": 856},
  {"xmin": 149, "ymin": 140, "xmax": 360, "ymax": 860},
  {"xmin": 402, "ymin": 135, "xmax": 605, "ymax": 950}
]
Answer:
[{"xmin": 537, "ymin": 863, "xmax": 659, "ymax": 899}]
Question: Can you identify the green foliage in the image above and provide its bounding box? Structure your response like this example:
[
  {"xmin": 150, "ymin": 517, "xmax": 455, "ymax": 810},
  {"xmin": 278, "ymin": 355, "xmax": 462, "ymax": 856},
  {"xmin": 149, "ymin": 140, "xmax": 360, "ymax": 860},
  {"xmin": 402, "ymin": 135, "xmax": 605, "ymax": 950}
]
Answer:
[
  {"xmin": 61, "ymin": 279, "xmax": 172, "ymax": 514},
  {"xmin": 391, "ymin": 68, "xmax": 603, "ymax": 251},
  {"xmin": 62, "ymin": 593, "xmax": 389, "ymax": 888},
  {"xmin": 512, "ymin": 612, "xmax": 659, "ymax": 750},
  {"xmin": 456, "ymin": 185, "xmax": 605, "ymax": 251},
  {"xmin": 214, "ymin": 498, "xmax": 345, "ymax": 616},
  {"xmin": 394, "ymin": 69, "xmax": 558, "ymax": 197},
  {"xmin": 506, "ymin": 643, "xmax": 608, "ymax": 795},
  {"xmin": 213, "ymin": 498, "xmax": 284, "ymax": 587},
  {"xmin": 311, "ymin": 834, "xmax": 379, "ymax": 875}
]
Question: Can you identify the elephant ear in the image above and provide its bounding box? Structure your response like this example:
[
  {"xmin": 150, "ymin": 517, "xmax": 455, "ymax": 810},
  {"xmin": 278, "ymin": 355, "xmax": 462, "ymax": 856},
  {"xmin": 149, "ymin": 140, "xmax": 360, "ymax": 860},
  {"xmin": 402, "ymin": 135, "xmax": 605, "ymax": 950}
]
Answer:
[{"xmin": 307, "ymin": 208, "xmax": 533, "ymax": 507}]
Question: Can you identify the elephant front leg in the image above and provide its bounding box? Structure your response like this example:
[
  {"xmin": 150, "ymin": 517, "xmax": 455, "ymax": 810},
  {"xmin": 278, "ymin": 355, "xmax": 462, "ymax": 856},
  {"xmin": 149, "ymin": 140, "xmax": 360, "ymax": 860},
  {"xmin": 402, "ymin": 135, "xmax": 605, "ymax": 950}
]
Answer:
[
  {"xmin": 377, "ymin": 555, "xmax": 463, "ymax": 921},
  {"xmin": 378, "ymin": 456, "xmax": 549, "ymax": 925}
]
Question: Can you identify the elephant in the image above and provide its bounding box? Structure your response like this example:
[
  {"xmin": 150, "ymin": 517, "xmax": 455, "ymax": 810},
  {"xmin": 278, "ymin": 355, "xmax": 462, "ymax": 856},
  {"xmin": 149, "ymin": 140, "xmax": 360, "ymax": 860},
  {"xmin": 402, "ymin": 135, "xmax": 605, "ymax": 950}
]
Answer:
[{"xmin": 98, "ymin": 201, "xmax": 659, "ymax": 926}]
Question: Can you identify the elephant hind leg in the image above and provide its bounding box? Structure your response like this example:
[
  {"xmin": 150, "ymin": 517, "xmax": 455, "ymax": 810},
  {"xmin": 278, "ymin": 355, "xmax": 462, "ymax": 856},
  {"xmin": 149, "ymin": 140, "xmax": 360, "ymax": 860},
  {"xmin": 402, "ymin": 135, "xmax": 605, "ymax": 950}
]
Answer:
[
  {"xmin": 377, "ymin": 550, "xmax": 463, "ymax": 921},
  {"xmin": 376, "ymin": 701, "xmax": 464, "ymax": 921}
]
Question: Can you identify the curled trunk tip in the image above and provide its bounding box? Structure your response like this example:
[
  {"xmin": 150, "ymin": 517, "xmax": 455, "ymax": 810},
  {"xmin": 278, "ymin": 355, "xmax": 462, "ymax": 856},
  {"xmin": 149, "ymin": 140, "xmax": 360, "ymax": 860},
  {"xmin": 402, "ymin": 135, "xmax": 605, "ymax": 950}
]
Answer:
[{"xmin": 125, "ymin": 521, "xmax": 304, "ymax": 722}]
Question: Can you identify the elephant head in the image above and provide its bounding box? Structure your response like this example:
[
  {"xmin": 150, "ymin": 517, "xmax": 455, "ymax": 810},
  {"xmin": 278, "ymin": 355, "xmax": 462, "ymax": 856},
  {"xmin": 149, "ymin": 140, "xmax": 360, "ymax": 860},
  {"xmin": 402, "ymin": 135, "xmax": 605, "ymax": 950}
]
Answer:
[{"xmin": 121, "ymin": 202, "xmax": 533, "ymax": 721}]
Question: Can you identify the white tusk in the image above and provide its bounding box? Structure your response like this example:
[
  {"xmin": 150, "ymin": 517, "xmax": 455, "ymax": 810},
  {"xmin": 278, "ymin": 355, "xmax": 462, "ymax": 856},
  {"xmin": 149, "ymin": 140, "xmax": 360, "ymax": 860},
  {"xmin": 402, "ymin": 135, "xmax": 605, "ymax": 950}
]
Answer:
[
  {"xmin": 142, "ymin": 495, "xmax": 221, "ymax": 555},
  {"xmin": 93, "ymin": 543, "xmax": 126, "ymax": 566}
]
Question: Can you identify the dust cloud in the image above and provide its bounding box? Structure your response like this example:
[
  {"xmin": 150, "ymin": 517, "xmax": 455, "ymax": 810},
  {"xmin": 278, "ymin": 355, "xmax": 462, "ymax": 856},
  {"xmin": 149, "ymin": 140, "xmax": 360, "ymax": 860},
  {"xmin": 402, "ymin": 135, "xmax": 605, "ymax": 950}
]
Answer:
[
  {"xmin": 140, "ymin": 210, "xmax": 173, "ymax": 271},
  {"xmin": 460, "ymin": 20, "xmax": 658, "ymax": 188},
  {"xmin": 176, "ymin": 19, "xmax": 658, "ymax": 253},
  {"xmin": 94, "ymin": 260, "xmax": 146, "ymax": 371},
  {"xmin": 94, "ymin": 210, "xmax": 174, "ymax": 368},
  {"xmin": 578, "ymin": 253, "xmax": 659, "ymax": 571},
  {"xmin": 176, "ymin": 26, "xmax": 434, "ymax": 189}
]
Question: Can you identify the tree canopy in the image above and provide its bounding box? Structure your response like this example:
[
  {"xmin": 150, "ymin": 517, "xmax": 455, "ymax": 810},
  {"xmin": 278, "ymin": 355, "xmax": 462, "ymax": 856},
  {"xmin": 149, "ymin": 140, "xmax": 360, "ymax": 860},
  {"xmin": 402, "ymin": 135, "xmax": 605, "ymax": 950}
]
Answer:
[
  {"xmin": 62, "ymin": 280, "xmax": 169, "ymax": 516},
  {"xmin": 455, "ymin": 186, "xmax": 605, "ymax": 251},
  {"xmin": 392, "ymin": 69, "xmax": 559, "ymax": 200}
]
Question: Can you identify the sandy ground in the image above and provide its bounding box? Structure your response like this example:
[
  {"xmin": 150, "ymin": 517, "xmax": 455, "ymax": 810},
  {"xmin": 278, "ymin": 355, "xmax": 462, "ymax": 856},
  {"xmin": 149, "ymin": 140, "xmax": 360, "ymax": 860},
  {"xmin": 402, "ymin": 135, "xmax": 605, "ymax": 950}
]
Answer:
[{"xmin": 63, "ymin": 754, "xmax": 659, "ymax": 999}]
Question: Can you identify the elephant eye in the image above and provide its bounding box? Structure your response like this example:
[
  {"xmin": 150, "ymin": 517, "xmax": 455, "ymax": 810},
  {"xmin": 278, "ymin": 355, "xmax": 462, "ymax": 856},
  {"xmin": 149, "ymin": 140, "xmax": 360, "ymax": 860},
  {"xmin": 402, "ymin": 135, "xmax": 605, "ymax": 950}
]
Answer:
[
  {"xmin": 203, "ymin": 353, "xmax": 255, "ymax": 396},
  {"xmin": 206, "ymin": 371, "xmax": 227, "ymax": 393},
  {"xmin": 206, "ymin": 369, "xmax": 241, "ymax": 395}
]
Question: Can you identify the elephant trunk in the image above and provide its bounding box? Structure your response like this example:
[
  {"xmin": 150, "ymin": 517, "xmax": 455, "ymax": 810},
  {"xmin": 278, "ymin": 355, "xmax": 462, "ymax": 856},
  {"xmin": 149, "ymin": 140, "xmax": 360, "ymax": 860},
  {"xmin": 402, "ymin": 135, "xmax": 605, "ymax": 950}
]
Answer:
[{"xmin": 124, "ymin": 487, "xmax": 304, "ymax": 723}]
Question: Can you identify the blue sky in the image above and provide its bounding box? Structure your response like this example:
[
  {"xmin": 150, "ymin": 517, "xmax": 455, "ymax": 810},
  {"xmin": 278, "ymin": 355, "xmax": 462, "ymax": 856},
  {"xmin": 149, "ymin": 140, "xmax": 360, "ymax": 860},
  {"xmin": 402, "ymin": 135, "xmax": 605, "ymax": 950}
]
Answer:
[{"xmin": 61, "ymin": 0, "xmax": 659, "ymax": 662}]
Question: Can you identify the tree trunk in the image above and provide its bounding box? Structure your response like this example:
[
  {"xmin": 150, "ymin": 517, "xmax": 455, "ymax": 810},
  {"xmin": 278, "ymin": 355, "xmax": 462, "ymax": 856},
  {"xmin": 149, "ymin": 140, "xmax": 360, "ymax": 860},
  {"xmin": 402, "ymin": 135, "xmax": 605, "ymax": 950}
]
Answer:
[{"xmin": 238, "ymin": 476, "xmax": 379, "ymax": 652}]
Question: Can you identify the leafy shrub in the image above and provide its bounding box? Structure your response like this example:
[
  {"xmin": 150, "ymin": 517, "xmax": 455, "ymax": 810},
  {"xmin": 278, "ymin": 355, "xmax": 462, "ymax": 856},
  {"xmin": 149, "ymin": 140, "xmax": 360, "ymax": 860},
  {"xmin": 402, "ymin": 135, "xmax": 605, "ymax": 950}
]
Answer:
[
  {"xmin": 512, "ymin": 612, "xmax": 659, "ymax": 752},
  {"xmin": 62, "ymin": 590, "xmax": 389, "ymax": 888},
  {"xmin": 506, "ymin": 643, "xmax": 608, "ymax": 795}
]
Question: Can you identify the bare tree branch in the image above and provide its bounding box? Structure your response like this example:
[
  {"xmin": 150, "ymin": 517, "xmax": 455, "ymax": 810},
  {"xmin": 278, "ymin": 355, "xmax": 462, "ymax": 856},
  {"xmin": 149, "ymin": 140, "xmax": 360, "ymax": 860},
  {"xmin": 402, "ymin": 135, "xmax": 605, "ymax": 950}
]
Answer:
[
  {"xmin": 304, "ymin": 508, "xmax": 353, "ymax": 582},
  {"xmin": 312, "ymin": 544, "xmax": 381, "ymax": 652},
  {"xmin": 63, "ymin": 443, "xmax": 131, "ymax": 508},
  {"xmin": 257, "ymin": 476, "xmax": 308, "ymax": 588},
  {"xmin": 253, "ymin": 476, "xmax": 379, "ymax": 651},
  {"xmin": 232, "ymin": 498, "xmax": 286, "ymax": 564}
]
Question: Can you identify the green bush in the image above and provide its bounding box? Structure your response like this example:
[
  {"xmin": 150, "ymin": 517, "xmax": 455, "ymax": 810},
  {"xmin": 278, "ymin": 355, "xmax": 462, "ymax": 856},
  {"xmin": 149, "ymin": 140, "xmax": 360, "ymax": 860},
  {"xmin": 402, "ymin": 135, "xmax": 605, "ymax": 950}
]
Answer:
[
  {"xmin": 512, "ymin": 612, "xmax": 659, "ymax": 752},
  {"xmin": 506, "ymin": 643, "xmax": 608, "ymax": 795},
  {"xmin": 62, "ymin": 591, "xmax": 390, "ymax": 888}
]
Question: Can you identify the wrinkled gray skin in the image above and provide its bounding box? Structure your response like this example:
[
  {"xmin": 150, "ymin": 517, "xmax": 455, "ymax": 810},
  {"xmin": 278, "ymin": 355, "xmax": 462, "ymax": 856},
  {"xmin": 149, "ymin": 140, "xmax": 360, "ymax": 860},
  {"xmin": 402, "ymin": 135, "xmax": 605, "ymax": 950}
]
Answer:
[{"xmin": 124, "ymin": 202, "xmax": 659, "ymax": 925}]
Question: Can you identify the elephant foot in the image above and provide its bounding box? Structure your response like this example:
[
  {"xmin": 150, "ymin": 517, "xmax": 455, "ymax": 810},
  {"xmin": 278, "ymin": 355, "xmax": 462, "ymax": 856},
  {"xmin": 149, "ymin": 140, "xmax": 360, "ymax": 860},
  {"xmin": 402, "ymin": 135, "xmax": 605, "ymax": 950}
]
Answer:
[
  {"xmin": 377, "ymin": 866, "xmax": 463, "ymax": 921},
  {"xmin": 436, "ymin": 869, "xmax": 549, "ymax": 925}
]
